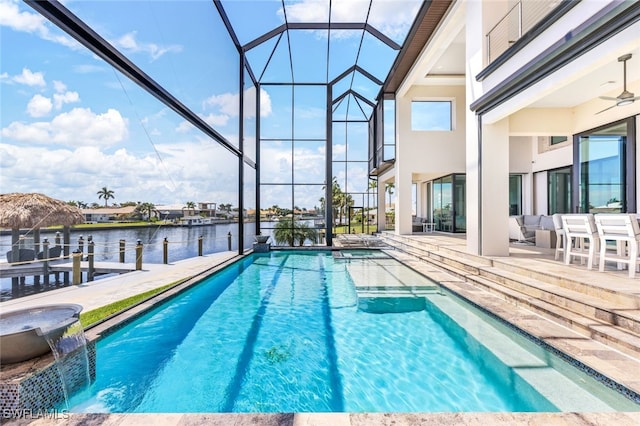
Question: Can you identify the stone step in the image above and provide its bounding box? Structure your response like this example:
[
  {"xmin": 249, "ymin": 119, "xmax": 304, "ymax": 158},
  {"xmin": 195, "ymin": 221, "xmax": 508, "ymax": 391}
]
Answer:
[
  {"xmin": 477, "ymin": 267, "xmax": 640, "ymax": 335},
  {"xmin": 491, "ymin": 257, "xmax": 640, "ymax": 309},
  {"xmin": 379, "ymin": 234, "xmax": 489, "ymax": 275},
  {"xmin": 380, "ymin": 233, "xmax": 640, "ymax": 309},
  {"xmin": 381, "ymin": 236, "xmax": 640, "ymax": 357},
  {"xmin": 443, "ymin": 278, "xmax": 640, "ymax": 359}
]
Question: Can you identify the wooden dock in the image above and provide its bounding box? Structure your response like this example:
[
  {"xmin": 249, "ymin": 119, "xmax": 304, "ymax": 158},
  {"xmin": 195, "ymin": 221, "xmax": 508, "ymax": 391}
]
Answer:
[{"xmin": 0, "ymin": 259, "xmax": 135, "ymax": 279}]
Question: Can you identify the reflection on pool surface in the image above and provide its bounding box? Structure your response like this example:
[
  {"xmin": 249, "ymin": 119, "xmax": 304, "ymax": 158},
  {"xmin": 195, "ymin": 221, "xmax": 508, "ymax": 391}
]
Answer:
[{"xmin": 68, "ymin": 251, "xmax": 639, "ymax": 413}]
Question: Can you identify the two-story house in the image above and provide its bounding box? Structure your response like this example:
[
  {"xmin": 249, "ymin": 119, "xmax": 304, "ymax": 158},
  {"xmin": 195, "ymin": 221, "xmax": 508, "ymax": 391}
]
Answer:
[{"xmin": 373, "ymin": 0, "xmax": 640, "ymax": 256}]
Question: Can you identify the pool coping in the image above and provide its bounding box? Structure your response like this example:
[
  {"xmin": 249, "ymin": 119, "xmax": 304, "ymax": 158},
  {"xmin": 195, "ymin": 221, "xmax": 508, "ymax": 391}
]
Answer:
[{"xmin": 4, "ymin": 411, "xmax": 640, "ymax": 425}]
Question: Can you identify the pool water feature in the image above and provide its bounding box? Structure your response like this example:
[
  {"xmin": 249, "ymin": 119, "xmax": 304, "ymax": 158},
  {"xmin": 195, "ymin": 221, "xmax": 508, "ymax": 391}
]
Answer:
[{"xmin": 66, "ymin": 251, "xmax": 639, "ymax": 413}]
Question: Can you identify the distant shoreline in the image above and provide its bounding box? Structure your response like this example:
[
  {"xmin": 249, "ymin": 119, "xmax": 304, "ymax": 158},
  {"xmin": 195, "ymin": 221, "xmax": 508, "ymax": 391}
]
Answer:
[{"xmin": 0, "ymin": 221, "xmax": 237, "ymax": 236}]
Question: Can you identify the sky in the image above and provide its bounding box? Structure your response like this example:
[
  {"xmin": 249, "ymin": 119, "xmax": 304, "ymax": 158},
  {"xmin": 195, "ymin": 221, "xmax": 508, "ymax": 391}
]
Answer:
[{"xmin": 0, "ymin": 0, "xmax": 421, "ymax": 210}]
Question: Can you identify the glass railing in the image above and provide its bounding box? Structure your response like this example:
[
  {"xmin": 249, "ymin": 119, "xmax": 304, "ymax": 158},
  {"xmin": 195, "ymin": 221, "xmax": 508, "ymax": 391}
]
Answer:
[{"xmin": 486, "ymin": 0, "xmax": 562, "ymax": 64}]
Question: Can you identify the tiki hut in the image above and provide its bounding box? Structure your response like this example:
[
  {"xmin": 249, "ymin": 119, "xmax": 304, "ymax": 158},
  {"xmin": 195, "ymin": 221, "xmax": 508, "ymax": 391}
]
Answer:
[
  {"xmin": 0, "ymin": 193, "xmax": 84, "ymax": 230},
  {"xmin": 0, "ymin": 193, "xmax": 84, "ymax": 265}
]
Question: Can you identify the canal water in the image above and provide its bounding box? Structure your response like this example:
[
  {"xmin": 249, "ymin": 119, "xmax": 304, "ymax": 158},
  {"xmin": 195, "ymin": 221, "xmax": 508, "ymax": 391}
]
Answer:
[{"xmin": 0, "ymin": 222, "xmax": 251, "ymax": 301}]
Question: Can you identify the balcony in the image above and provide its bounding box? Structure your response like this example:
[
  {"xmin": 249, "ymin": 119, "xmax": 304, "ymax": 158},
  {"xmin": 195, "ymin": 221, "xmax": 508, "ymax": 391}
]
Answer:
[{"xmin": 486, "ymin": 0, "xmax": 562, "ymax": 65}]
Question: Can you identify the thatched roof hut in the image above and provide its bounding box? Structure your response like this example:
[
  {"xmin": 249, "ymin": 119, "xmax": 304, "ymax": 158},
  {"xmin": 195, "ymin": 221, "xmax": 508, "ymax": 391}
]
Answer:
[{"xmin": 0, "ymin": 193, "xmax": 84, "ymax": 229}]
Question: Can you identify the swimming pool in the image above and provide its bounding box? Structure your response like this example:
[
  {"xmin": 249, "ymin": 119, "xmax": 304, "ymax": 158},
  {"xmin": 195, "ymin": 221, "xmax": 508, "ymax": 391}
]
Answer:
[{"xmin": 67, "ymin": 251, "xmax": 639, "ymax": 412}]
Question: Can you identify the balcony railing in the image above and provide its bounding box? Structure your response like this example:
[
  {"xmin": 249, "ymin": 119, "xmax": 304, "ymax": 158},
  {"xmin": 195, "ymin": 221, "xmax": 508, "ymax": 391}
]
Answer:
[{"xmin": 486, "ymin": 0, "xmax": 562, "ymax": 65}]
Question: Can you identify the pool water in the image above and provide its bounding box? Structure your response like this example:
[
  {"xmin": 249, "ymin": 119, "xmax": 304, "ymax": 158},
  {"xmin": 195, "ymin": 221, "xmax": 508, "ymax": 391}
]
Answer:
[{"xmin": 67, "ymin": 251, "xmax": 638, "ymax": 413}]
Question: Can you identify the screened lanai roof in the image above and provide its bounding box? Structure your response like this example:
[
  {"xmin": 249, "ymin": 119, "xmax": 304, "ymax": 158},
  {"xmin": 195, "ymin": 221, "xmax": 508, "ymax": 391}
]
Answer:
[
  {"xmin": 222, "ymin": 0, "xmax": 422, "ymax": 106},
  {"xmin": 220, "ymin": 0, "xmax": 423, "ymax": 120},
  {"xmin": 25, "ymin": 0, "xmax": 426, "ymax": 125}
]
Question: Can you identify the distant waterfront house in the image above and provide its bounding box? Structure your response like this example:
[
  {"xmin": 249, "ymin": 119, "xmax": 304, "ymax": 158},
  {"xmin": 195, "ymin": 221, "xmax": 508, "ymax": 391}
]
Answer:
[
  {"xmin": 155, "ymin": 203, "xmax": 220, "ymax": 221},
  {"xmin": 81, "ymin": 206, "xmax": 137, "ymax": 223}
]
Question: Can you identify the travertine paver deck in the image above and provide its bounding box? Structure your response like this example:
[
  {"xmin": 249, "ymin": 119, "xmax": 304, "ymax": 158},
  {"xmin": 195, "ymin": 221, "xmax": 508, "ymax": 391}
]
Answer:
[
  {"xmin": 8, "ymin": 411, "xmax": 640, "ymax": 425},
  {"xmin": 0, "ymin": 251, "xmax": 239, "ymax": 313}
]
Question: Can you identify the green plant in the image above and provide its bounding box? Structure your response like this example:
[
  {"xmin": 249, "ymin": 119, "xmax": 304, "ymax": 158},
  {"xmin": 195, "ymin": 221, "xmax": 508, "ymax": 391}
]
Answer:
[
  {"xmin": 273, "ymin": 218, "xmax": 318, "ymax": 246},
  {"xmin": 80, "ymin": 281, "xmax": 179, "ymax": 327}
]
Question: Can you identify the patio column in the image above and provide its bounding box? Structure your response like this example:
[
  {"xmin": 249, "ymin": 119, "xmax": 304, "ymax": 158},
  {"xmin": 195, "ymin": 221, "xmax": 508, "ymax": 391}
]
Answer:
[
  {"xmin": 465, "ymin": 0, "xmax": 509, "ymax": 256},
  {"xmin": 377, "ymin": 181, "xmax": 385, "ymax": 232},
  {"xmin": 395, "ymin": 165, "xmax": 413, "ymax": 235},
  {"xmin": 467, "ymin": 117, "xmax": 510, "ymax": 256}
]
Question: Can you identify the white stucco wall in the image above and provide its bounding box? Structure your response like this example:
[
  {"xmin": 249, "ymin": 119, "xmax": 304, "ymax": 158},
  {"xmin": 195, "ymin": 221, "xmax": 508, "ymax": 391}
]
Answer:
[
  {"xmin": 509, "ymin": 136, "xmax": 532, "ymax": 172},
  {"xmin": 637, "ymin": 115, "xmax": 640, "ymax": 213},
  {"xmin": 398, "ymin": 85, "xmax": 467, "ymax": 176},
  {"xmin": 394, "ymin": 85, "xmax": 467, "ymax": 234}
]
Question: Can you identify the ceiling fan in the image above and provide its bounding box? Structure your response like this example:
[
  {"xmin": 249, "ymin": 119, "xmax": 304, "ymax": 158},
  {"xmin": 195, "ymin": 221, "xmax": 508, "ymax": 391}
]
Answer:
[{"xmin": 597, "ymin": 53, "xmax": 640, "ymax": 114}]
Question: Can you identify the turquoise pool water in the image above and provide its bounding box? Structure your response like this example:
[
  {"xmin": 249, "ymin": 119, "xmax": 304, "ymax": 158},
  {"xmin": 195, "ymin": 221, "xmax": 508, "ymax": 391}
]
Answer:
[{"xmin": 67, "ymin": 251, "xmax": 638, "ymax": 413}]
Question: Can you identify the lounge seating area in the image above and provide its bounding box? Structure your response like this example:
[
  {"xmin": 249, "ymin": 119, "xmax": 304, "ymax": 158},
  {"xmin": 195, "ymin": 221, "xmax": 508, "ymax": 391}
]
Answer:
[
  {"xmin": 412, "ymin": 216, "xmax": 433, "ymax": 233},
  {"xmin": 511, "ymin": 214, "xmax": 557, "ymax": 245},
  {"xmin": 520, "ymin": 212, "xmax": 640, "ymax": 278}
]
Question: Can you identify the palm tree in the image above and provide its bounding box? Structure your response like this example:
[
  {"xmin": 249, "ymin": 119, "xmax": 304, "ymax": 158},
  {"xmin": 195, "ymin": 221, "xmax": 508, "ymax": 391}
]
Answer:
[
  {"xmin": 137, "ymin": 202, "xmax": 157, "ymax": 221},
  {"xmin": 294, "ymin": 221, "xmax": 318, "ymax": 246},
  {"xmin": 184, "ymin": 201, "xmax": 196, "ymax": 216},
  {"xmin": 273, "ymin": 218, "xmax": 318, "ymax": 247},
  {"xmin": 274, "ymin": 218, "xmax": 296, "ymax": 246},
  {"xmin": 385, "ymin": 182, "xmax": 395, "ymax": 209},
  {"xmin": 97, "ymin": 187, "xmax": 115, "ymax": 207}
]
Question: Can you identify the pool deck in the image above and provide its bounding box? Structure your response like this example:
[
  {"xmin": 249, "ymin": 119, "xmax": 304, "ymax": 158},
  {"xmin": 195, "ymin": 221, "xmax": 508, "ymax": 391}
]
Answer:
[
  {"xmin": 0, "ymin": 251, "xmax": 240, "ymax": 313},
  {"xmin": 2, "ymin": 237, "xmax": 640, "ymax": 425}
]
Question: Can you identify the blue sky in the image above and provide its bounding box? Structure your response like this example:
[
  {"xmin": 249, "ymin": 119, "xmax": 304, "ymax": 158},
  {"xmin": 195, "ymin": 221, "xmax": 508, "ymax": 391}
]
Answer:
[{"xmin": 1, "ymin": 0, "xmax": 420, "ymax": 210}]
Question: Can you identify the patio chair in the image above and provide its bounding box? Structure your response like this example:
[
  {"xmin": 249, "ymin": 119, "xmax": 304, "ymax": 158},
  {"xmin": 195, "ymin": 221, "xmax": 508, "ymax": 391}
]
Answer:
[
  {"xmin": 594, "ymin": 213, "xmax": 640, "ymax": 278},
  {"xmin": 551, "ymin": 214, "xmax": 565, "ymax": 261},
  {"xmin": 561, "ymin": 214, "xmax": 599, "ymax": 270},
  {"xmin": 514, "ymin": 215, "xmax": 540, "ymax": 244}
]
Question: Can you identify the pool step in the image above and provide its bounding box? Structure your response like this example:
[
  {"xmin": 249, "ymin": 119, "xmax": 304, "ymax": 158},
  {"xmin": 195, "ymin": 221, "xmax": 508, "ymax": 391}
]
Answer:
[
  {"xmin": 355, "ymin": 286, "xmax": 440, "ymax": 298},
  {"xmin": 379, "ymin": 233, "xmax": 640, "ymax": 358}
]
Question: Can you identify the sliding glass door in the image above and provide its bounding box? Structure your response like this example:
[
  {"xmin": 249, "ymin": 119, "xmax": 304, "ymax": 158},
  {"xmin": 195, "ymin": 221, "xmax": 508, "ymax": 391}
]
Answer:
[
  {"xmin": 548, "ymin": 166, "xmax": 571, "ymax": 214},
  {"xmin": 574, "ymin": 118, "xmax": 635, "ymax": 213},
  {"xmin": 431, "ymin": 173, "xmax": 465, "ymax": 232}
]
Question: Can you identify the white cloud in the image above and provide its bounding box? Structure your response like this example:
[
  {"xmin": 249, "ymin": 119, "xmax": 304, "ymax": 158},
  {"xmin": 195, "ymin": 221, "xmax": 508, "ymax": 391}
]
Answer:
[
  {"xmin": 0, "ymin": 137, "xmax": 241, "ymax": 205},
  {"xmin": 2, "ymin": 107, "xmax": 128, "ymax": 147},
  {"xmin": 0, "ymin": 0, "xmax": 78, "ymax": 48},
  {"xmin": 0, "ymin": 0, "xmax": 46, "ymax": 33},
  {"xmin": 113, "ymin": 31, "xmax": 182, "ymax": 61},
  {"xmin": 204, "ymin": 92, "xmax": 239, "ymax": 117},
  {"xmin": 175, "ymin": 121, "xmax": 194, "ymax": 133},
  {"xmin": 200, "ymin": 112, "xmax": 229, "ymax": 128},
  {"xmin": 26, "ymin": 94, "xmax": 52, "ymax": 117},
  {"xmin": 53, "ymin": 80, "xmax": 66, "ymax": 92},
  {"xmin": 369, "ymin": 1, "xmax": 421, "ymax": 41},
  {"xmin": 278, "ymin": 0, "xmax": 330, "ymax": 22},
  {"xmin": 243, "ymin": 87, "xmax": 272, "ymax": 118},
  {"xmin": 204, "ymin": 87, "xmax": 272, "ymax": 120},
  {"xmin": 13, "ymin": 68, "xmax": 46, "ymax": 87},
  {"xmin": 278, "ymin": 0, "xmax": 420, "ymax": 41},
  {"xmin": 53, "ymin": 91, "xmax": 80, "ymax": 109}
]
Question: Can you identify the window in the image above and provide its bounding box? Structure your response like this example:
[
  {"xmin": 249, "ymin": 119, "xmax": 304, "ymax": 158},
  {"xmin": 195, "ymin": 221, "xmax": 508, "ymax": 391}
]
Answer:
[
  {"xmin": 411, "ymin": 101, "xmax": 452, "ymax": 131},
  {"xmin": 550, "ymin": 136, "xmax": 567, "ymax": 145},
  {"xmin": 509, "ymin": 175, "xmax": 522, "ymax": 215}
]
